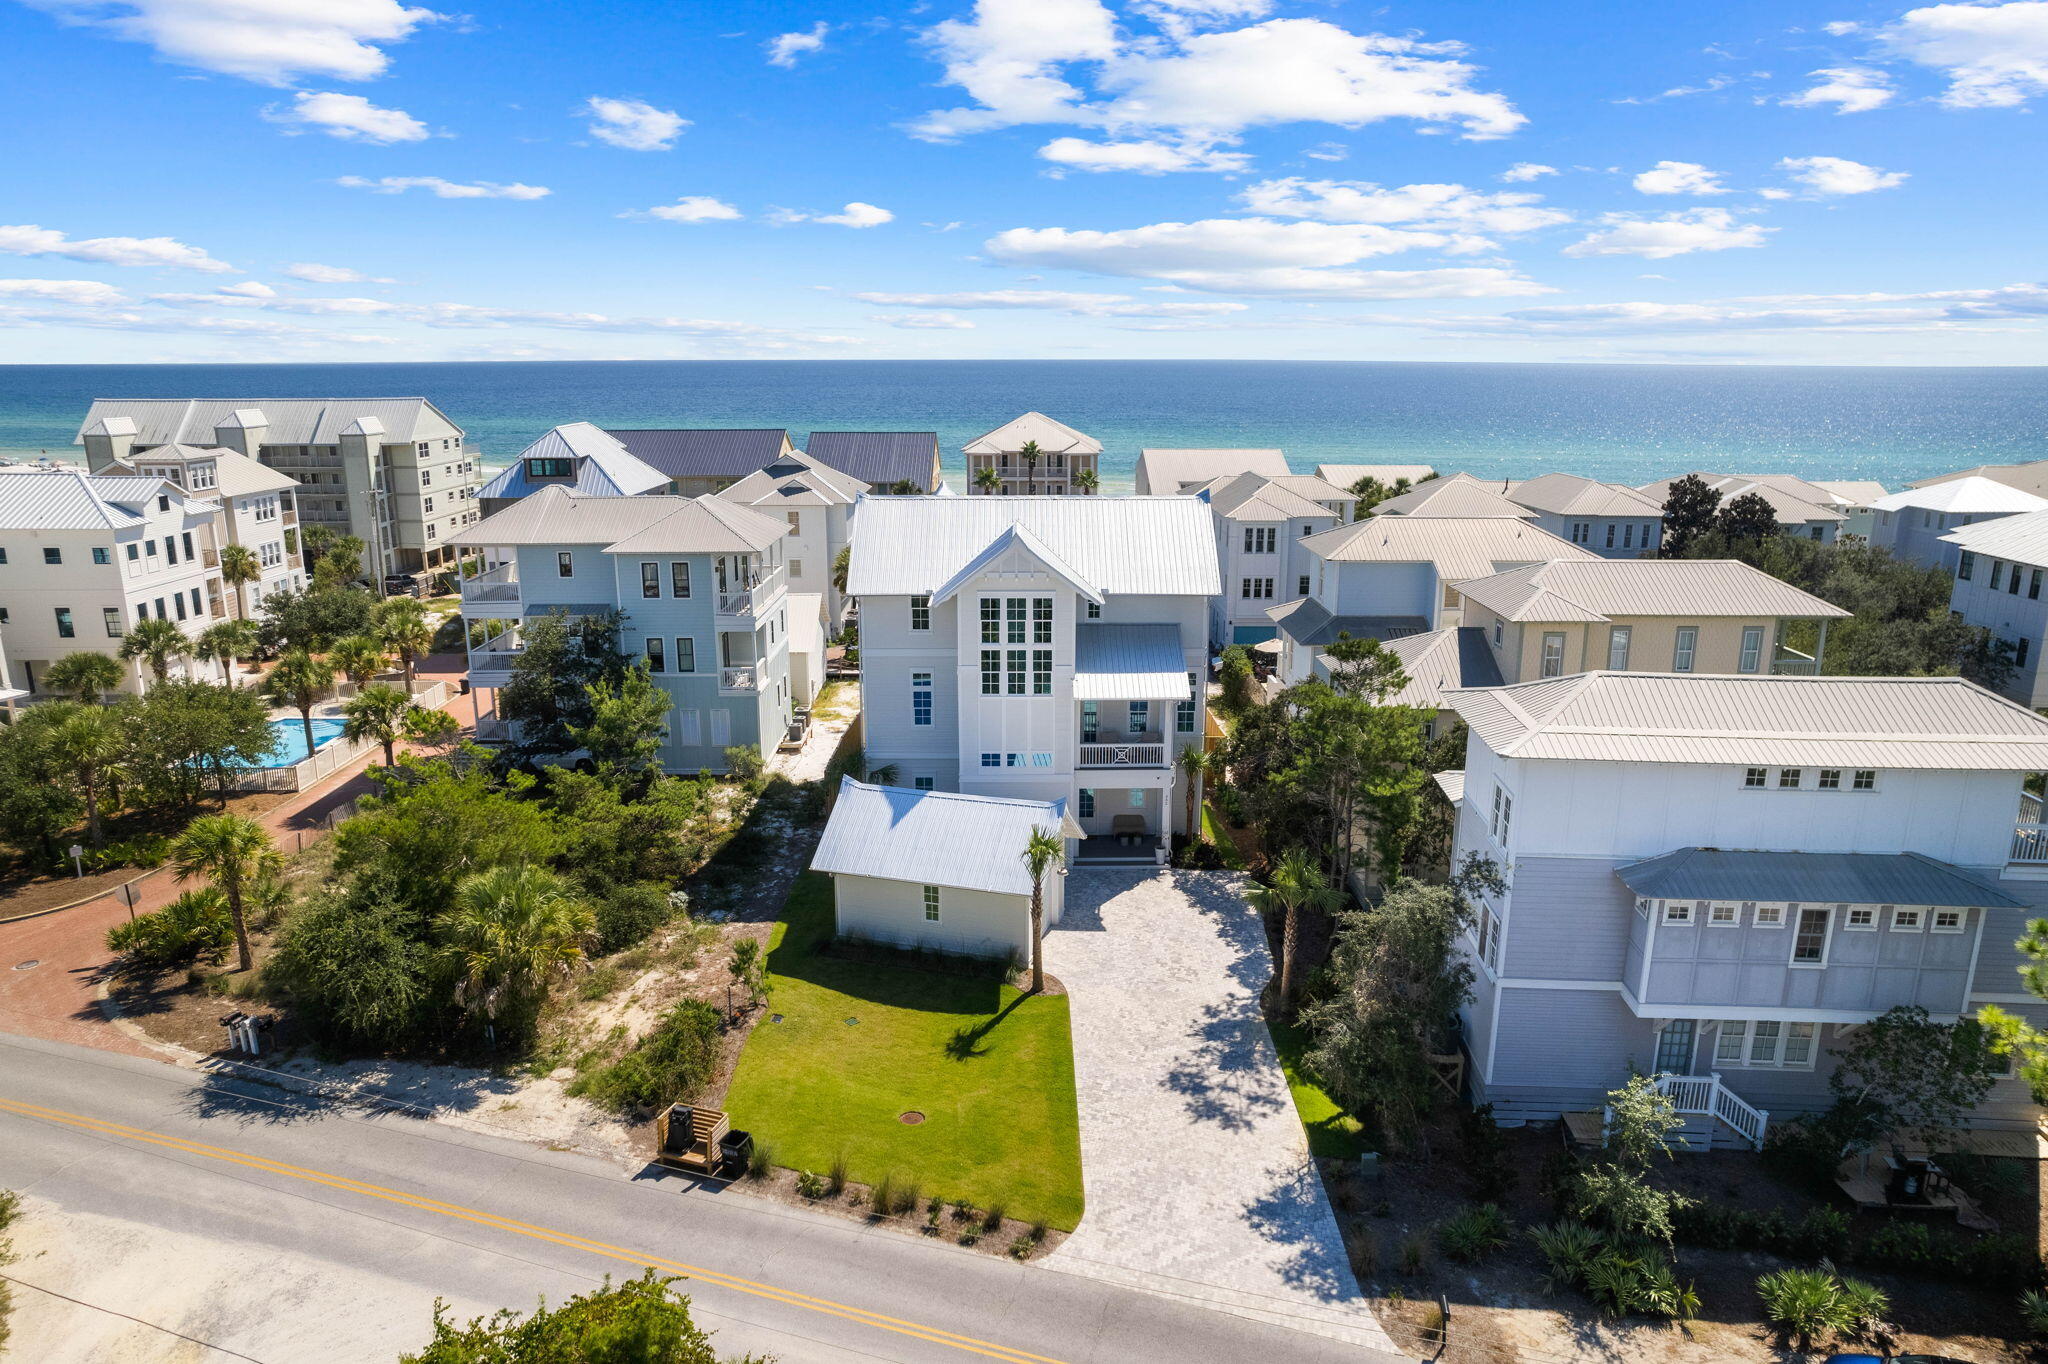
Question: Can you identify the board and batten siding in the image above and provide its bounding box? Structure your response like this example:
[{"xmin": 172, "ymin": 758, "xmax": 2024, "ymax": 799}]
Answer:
[{"xmin": 830, "ymin": 872, "xmax": 1049, "ymax": 959}]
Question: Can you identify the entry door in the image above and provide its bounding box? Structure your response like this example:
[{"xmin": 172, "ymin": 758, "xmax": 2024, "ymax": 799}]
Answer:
[{"xmin": 1655, "ymin": 1019, "xmax": 1696, "ymax": 1074}]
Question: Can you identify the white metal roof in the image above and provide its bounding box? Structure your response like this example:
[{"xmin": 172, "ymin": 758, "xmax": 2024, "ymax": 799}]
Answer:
[
  {"xmin": 115, "ymin": 445, "xmax": 298, "ymax": 499},
  {"xmin": 1375, "ymin": 473, "xmax": 1536, "ymax": 520},
  {"xmin": 1453, "ymin": 559, "xmax": 1848, "ymax": 624},
  {"xmin": 1448, "ymin": 672, "xmax": 2048, "ymax": 770},
  {"xmin": 1302, "ymin": 515, "xmax": 1596, "ymax": 582},
  {"xmin": 1322, "ymin": 626, "xmax": 1503, "ymax": 710},
  {"xmin": 1910, "ymin": 460, "xmax": 2048, "ymax": 498},
  {"xmin": 0, "ymin": 470, "xmax": 203, "ymax": 530},
  {"xmin": 452, "ymin": 484, "xmax": 785, "ymax": 554},
  {"xmin": 812, "ymin": 778, "xmax": 1081, "ymax": 896},
  {"xmin": 847, "ymin": 495, "xmax": 1221, "ymax": 597},
  {"xmin": 1073, "ymin": 624, "xmax": 1191, "ymax": 700},
  {"xmin": 1941, "ymin": 508, "xmax": 2048, "ymax": 565},
  {"xmin": 1636, "ymin": 473, "xmax": 1846, "ymax": 525},
  {"xmin": 604, "ymin": 496, "xmax": 789, "ymax": 555},
  {"xmin": 961, "ymin": 412, "xmax": 1102, "ymax": 456},
  {"xmin": 1870, "ymin": 475, "xmax": 2048, "ymax": 516},
  {"xmin": 1137, "ymin": 448, "xmax": 1289, "ymax": 494},
  {"xmin": 1193, "ymin": 472, "xmax": 1342, "ymax": 522},
  {"xmin": 787, "ymin": 591, "xmax": 827, "ymax": 663},
  {"xmin": 1504, "ymin": 472, "xmax": 1665, "ymax": 519},
  {"xmin": 1433, "ymin": 770, "xmax": 1465, "ymax": 804},
  {"xmin": 75, "ymin": 397, "xmax": 459, "ymax": 446},
  {"xmin": 718, "ymin": 449, "xmax": 869, "ymax": 509},
  {"xmin": 1316, "ymin": 463, "xmax": 1437, "ymax": 489},
  {"xmin": 1811, "ymin": 480, "xmax": 1889, "ymax": 509}
]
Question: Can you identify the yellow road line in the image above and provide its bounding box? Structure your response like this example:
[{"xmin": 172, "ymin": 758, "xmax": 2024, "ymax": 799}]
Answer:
[{"xmin": 0, "ymin": 1096, "xmax": 1068, "ymax": 1364}]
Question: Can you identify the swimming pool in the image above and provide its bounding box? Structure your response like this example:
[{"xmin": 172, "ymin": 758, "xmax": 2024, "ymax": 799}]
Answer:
[{"xmin": 263, "ymin": 716, "xmax": 347, "ymax": 767}]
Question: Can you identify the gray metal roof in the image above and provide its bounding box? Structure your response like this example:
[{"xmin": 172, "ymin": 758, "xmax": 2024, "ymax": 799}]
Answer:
[
  {"xmin": 1942, "ymin": 508, "xmax": 2048, "ymax": 566},
  {"xmin": 1303, "ymin": 515, "xmax": 1596, "ymax": 582},
  {"xmin": 1335, "ymin": 626, "xmax": 1503, "ymax": 709},
  {"xmin": 605, "ymin": 496, "xmax": 788, "ymax": 555},
  {"xmin": 1136, "ymin": 448, "xmax": 1289, "ymax": 495},
  {"xmin": 478, "ymin": 423, "xmax": 669, "ymax": 502},
  {"xmin": 0, "ymin": 470, "xmax": 204, "ymax": 529},
  {"xmin": 1911, "ymin": 460, "xmax": 2048, "ymax": 498},
  {"xmin": 1449, "ymin": 671, "xmax": 2048, "ymax": 770},
  {"xmin": 1453, "ymin": 559, "xmax": 1848, "ymax": 624},
  {"xmin": 812, "ymin": 778, "xmax": 1080, "ymax": 896},
  {"xmin": 1637, "ymin": 473, "xmax": 1846, "ymax": 525},
  {"xmin": 76, "ymin": 397, "xmax": 458, "ymax": 446},
  {"xmin": 1505, "ymin": 472, "xmax": 1664, "ymax": 519},
  {"xmin": 1615, "ymin": 849, "xmax": 2022, "ymax": 909},
  {"xmin": 1376, "ymin": 473, "xmax": 1535, "ymax": 519},
  {"xmin": 804, "ymin": 432, "xmax": 940, "ymax": 490},
  {"xmin": 1194, "ymin": 472, "xmax": 1342, "ymax": 522},
  {"xmin": 115, "ymin": 445, "xmax": 298, "ymax": 499},
  {"xmin": 847, "ymin": 495, "xmax": 1221, "ymax": 597},
  {"xmin": 454, "ymin": 484, "xmax": 784, "ymax": 554},
  {"xmin": 1267, "ymin": 597, "xmax": 1428, "ymax": 648},
  {"xmin": 1073, "ymin": 624, "xmax": 1191, "ymax": 700},
  {"xmin": 604, "ymin": 428, "xmax": 791, "ymax": 481}
]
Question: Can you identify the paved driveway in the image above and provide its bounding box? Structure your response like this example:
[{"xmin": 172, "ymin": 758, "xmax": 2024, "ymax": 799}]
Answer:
[{"xmin": 1042, "ymin": 868, "xmax": 1398, "ymax": 1354}]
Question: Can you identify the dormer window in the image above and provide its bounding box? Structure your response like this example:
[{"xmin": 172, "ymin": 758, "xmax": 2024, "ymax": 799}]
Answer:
[{"xmin": 527, "ymin": 458, "xmax": 572, "ymax": 479}]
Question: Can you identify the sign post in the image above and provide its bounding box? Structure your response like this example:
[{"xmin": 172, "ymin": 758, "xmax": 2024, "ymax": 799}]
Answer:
[{"xmin": 67, "ymin": 844, "xmax": 83, "ymax": 879}]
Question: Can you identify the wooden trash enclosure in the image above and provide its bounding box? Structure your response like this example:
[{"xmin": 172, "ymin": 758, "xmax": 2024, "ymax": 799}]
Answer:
[{"xmin": 655, "ymin": 1103, "xmax": 731, "ymax": 1175}]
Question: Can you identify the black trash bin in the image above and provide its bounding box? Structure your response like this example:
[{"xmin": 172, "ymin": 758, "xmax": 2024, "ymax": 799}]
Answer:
[
  {"xmin": 662, "ymin": 1104, "xmax": 696, "ymax": 1157},
  {"xmin": 719, "ymin": 1129, "xmax": 754, "ymax": 1177}
]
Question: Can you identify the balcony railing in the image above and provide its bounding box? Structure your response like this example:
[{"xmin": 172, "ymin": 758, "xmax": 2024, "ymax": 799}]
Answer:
[
  {"xmin": 1638, "ymin": 1072, "xmax": 1768, "ymax": 1150},
  {"xmin": 720, "ymin": 662, "xmax": 762, "ymax": 692},
  {"xmin": 2014, "ymin": 822, "xmax": 2048, "ymax": 864},
  {"xmin": 461, "ymin": 563, "xmax": 521, "ymax": 608},
  {"xmin": 1078, "ymin": 738, "xmax": 1168, "ymax": 768},
  {"xmin": 715, "ymin": 564, "xmax": 787, "ymax": 619},
  {"xmin": 468, "ymin": 644, "xmax": 524, "ymax": 682},
  {"xmin": 1770, "ymin": 650, "xmax": 1819, "ymax": 676}
]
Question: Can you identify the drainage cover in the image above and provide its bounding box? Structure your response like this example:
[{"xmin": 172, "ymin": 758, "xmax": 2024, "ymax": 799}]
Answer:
[
  {"xmin": 12, "ymin": 960, "xmax": 38, "ymax": 971},
  {"xmin": 844, "ymin": 1016, "xmax": 859, "ymax": 1026},
  {"xmin": 770, "ymin": 1014, "xmax": 784, "ymax": 1024},
  {"xmin": 900, "ymin": 1111, "xmax": 925, "ymax": 1125}
]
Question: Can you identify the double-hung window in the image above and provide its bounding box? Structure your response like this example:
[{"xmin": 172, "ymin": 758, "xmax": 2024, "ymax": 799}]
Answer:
[
  {"xmin": 646, "ymin": 637, "xmax": 666, "ymax": 673},
  {"xmin": 1539, "ymin": 632, "xmax": 1566, "ymax": 678},
  {"xmin": 1128, "ymin": 701, "xmax": 1150, "ymax": 734},
  {"xmin": 675, "ymin": 638, "xmax": 695, "ymax": 673},
  {"xmin": 1673, "ymin": 626, "xmax": 1698, "ymax": 672},
  {"xmin": 1717, "ymin": 1020, "xmax": 1817, "ymax": 1069},
  {"xmin": 54, "ymin": 607, "xmax": 74, "ymax": 638},
  {"xmin": 923, "ymin": 885, "xmax": 941, "ymax": 922},
  {"xmin": 1607, "ymin": 625, "xmax": 1631, "ymax": 671},
  {"xmin": 910, "ymin": 595, "xmax": 930, "ymax": 631},
  {"xmin": 1176, "ymin": 673, "xmax": 1197, "ymax": 733},
  {"xmin": 102, "ymin": 607, "xmax": 123, "ymax": 637},
  {"xmin": 1490, "ymin": 783, "xmax": 1512, "ymax": 847},
  {"xmin": 1240, "ymin": 577, "xmax": 1274, "ymax": 600},
  {"xmin": 641, "ymin": 562, "xmax": 661, "ymax": 598},
  {"xmin": 1958, "ymin": 551, "xmax": 1976, "ymax": 581},
  {"xmin": 981, "ymin": 650, "xmax": 1002, "ymax": 695},
  {"xmin": 911, "ymin": 671, "xmax": 933, "ymax": 726},
  {"xmin": 1243, "ymin": 526, "xmax": 1276, "ymax": 554},
  {"xmin": 1077, "ymin": 788, "xmax": 1095, "ymax": 818},
  {"xmin": 1605, "ymin": 524, "xmax": 1617, "ymax": 549},
  {"xmin": 671, "ymin": 562, "xmax": 691, "ymax": 598},
  {"xmin": 557, "ymin": 551, "xmax": 573, "ymax": 578},
  {"xmin": 1738, "ymin": 625, "xmax": 1764, "ymax": 674},
  {"xmin": 1791, "ymin": 907, "xmax": 1831, "ymax": 965}
]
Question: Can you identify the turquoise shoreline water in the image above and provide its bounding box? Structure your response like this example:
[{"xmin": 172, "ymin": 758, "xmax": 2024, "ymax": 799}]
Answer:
[{"xmin": 4, "ymin": 360, "xmax": 2045, "ymax": 494}]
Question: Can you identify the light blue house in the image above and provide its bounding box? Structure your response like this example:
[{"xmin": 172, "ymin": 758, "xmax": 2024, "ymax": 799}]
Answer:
[
  {"xmin": 476, "ymin": 422, "xmax": 670, "ymax": 517},
  {"xmin": 452, "ymin": 485, "xmax": 794, "ymax": 772}
]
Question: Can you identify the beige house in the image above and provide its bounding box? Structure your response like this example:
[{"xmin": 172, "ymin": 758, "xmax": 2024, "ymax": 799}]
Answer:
[
  {"xmin": 1453, "ymin": 559, "xmax": 1849, "ymax": 682},
  {"xmin": 963, "ymin": 413, "xmax": 1100, "ymax": 495},
  {"xmin": 1135, "ymin": 448, "xmax": 1288, "ymax": 496}
]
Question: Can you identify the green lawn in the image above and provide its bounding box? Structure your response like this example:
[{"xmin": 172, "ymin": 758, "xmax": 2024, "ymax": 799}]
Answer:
[
  {"xmin": 1268, "ymin": 1017, "xmax": 1371, "ymax": 1159},
  {"xmin": 722, "ymin": 874, "xmax": 1085, "ymax": 1229}
]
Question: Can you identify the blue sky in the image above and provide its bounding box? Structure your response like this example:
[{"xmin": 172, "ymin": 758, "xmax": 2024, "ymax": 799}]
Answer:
[{"xmin": 2, "ymin": 0, "xmax": 2045, "ymax": 365}]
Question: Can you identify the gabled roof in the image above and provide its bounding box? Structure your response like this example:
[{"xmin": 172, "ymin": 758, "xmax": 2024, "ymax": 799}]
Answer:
[
  {"xmin": 718, "ymin": 449, "xmax": 868, "ymax": 509},
  {"xmin": 1266, "ymin": 597, "xmax": 1428, "ymax": 648},
  {"xmin": 75, "ymin": 397, "xmax": 458, "ymax": 445},
  {"xmin": 848, "ymin": 496, "xmax": 1220, "ymax": 597},
  {"xmin": 478, "ymin": 423, "xmax": 669, "ymax": 502},
  {"xmin": 1073, "ymin": 624, "xmax": 1189, "ymax": 700},
  {"xmin": 451, "ymin": 484, "xmax": 785, "ymax": 554},
  {"xmin": 1615, "ymin": 849, "xmax": 2022, "ymax": 909},
  {"xmin": 1505, "ymin": 473, "xmax": 1664, "ymax": 519},
  {"xmin": 1316, "ymin": 463, "xmax": 1437, "ymax": 489},
  {"xmin": 1302, "ymin": 515, "xmax": 1596, "ymax": 582},
  {"xmin": 0, "ymin": 469, "xmax": 204, "ymax": 529},
  {"xmin": 1811, "ymin": 480, "xmax": 1889, "ymax": 508},
  {"xmin": 1942, "ymin": 509, "xmax": 2048, "ymax": 566},
  {"xmin": 1870, "ymin": 475, "xmax": 2048, "ymax": 516},
  {"xmin": 813, "ymin": 778, "xmax": 1080, "ymax": 896},
  {"xmin": 805, "ymin": 431, "xmax": 940, "ymax": 490},
  {"xmin": 604, "ymin": 428, "xmax": 791, "ymax": 481},
  {"xmin": 114, "ymin": 444, "xmax": 298, "ymax": 498},
  {"xmin": 930, "ymin": 523, "xmax": 1102, "ymax": 606},
  {"xmin": 1325, "ymin": 626, "xmax": 1502, "ymax": 711},
  {"xmin": 1447, "ymin": 671, "xmax": 2048, "ymax": 770},
  {"xmin": 1375, "ymin": 473, "xmax": 1535, "ymax": 520},
  {"xmin": 1637, "ymin": 473, "xmax": 1846, "ymax": 526},
  {"xmin": 1194, "ymin": 472, "xmax": 1343, "ymax": 522},
  {"xmin": 962, "ymin": 412, "xmax": 1101, "ymax": 455},
  {"xmin": 1453, "ymin": 560, "xmax": 1848, "ymax": 624},
  {"xmin": 1137, "ymin": 448, "xmax": 1289, "ymax": 494},
  {"xmin": 1910, "ymin": 460, "xmax": 2048, "ymax": 498}
]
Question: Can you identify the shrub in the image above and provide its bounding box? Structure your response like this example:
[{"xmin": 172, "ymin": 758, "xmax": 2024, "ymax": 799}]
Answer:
[
  {"xmin": 567, "ymin": 1000, "xmax": 721, "ymax": 1114},
  {"xmin": 981, "ymin": 1201, "xmax": 1007, "ymax": 1232},
  {"xmin": 1396, "ymin": 1232, "xmax": 1431, "ymax": 1276},
  {"xmin": 1438, "ymin": 1204, "xmax": 1510, "ymax": 1263},
  {"xmin": 795, "ymin": 1170, "xmax": 824, "ymax": 1199},
  {"xmin": 105, "ymin": 889, "xmax": 234, "ymax": 971},
  {"xmin": 894, "ymin": 1176, "xmax": 922, "ymax": 1217},
  {"xmin": 1529, "ymin": 1220, "xmax": 1604, "ymax": 1289},
  {"xmin": 266, "ymin": 891, "xmax": 435, "ymax": 1052},
  {"xmin": 746, "ymin": 1141, "xmax": 771, "ymax": 1181},
  {"xmin": 724, "ymin": 746, "xmax": 765, "ymax": 782},
  {"xmin": 1672, "ymin": 1200, "xmax": 1848, "ymax": 1261},
  {"xmin": 594, "ymin": 883, "xmax": 673, "ymax": 956},
  {"xmin": 1757, "ymin": 1267, "xmax": 1851, "ymax": 1347},
  {"xmin": 828, "ymin": 1157, "xmax": 848, "ymax": 1196},
  {"xmin": 1833, "ymin": 1273, "xmax": 1896, "ymax": 1350},
  {"xmin": 1458, "ymin": 1103, "xmax": 1515, "ymax": 1202},
  {"xmin": 871, "ymin": 1171, "xmax": 896, "ymax": 1215},
  {"xmin": 2021, "ymin": 1288, "xmax": 2048, "ymax": 1338}
]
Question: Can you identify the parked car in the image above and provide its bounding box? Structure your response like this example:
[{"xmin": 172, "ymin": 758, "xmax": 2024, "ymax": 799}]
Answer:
[{"xmin": 383, "ymin": 572, "xmax": 422, "ymax": 598}]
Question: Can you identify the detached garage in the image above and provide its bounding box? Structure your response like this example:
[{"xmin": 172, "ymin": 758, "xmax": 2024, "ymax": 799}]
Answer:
[{"xmin": 813, "ymin": 777, "xmax": 1080, "ymax": 960}]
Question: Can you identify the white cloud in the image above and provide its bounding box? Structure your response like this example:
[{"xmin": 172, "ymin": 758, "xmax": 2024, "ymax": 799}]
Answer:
[
  {"xmin": 282, "ymin": 262, "xmax": 386, "ymax": 283},
  {"xmin": 1776, "ymin": 155, "xmax": 1908, "ymax": 195},
  {"xmin": 872, "ymin": 312, "xmax": 976, "ymax": 329},
  {"xmin": 631, "ymin": 196, "xmax": 743, "ymax": 223},
  {"xmin": 766, "ymin": 21, "xmax": 830, "ymax": 67},
  {"xmin": 852, "ymin": 288, "xmax": 1245, "ymax": 318},
  {"xmin": 911, "ymin": 3, "xmax": 1523, "ymax": 147},
  {"xmin": 1869, "ymin": 1, "xmax": 2048, "ymax": 109},
  {"xmin": 583, "ymin": 97, "xmax": 687, "ymax": 151},
  {"xmin": 776, "ymin": 202, "xmax": 894, "ymax": 228},
  {"xmin": 1614, "ymin": 74, "xmax": 1737, "ymax": 104},
  {"xmin": 0, "ymin": 223, "xmax": 235, "ymax": 273},
  {"xmin": 21, "ymin": 0, "xmax": 441, "ymax": 86},
  {"xmin": 1781, "ymin": 65, "xmax": 1896, "ymax": 113},
  {"xmin": 0, "ymin": 278, "xmax": 127, "ymax": 305},
  {"xmin": 983, "ymin": 217, "xmax": 1550, "ymax": 297},
  {"xmin": 1562, "ymin": 209, "xmax": 1771, "ymax": 259},
  {"xmin": 1238, "ymin": 177, "xmax": 1571, "ymax": 237},
  {"xmin": 337, "ymin": 176, "xmax": 551, "ymax": 199},
  {"xmin": 153, "ymin": 291, "xmax": 397, "ymax": 314},
  {"xmin": 1038, "ymin": 137, "xmax": 1250, "ymax": 174},
  {"xmin": 1499, "ymin": 162, "xmax": 1557, "ymax": 182},
  {"xmin": 217, "ymin": 280, "xmax": 276, "ymax": 298},
  {"xmin": 1414, "ymin": 287, "xmax": 2048, "ymax": 338},
  {"xmin": 1302, "ymin": 141, "xmax": 1348, "ymax": 161},
  {"xmin": 267, "ymin": 91, "xmax": 427, "ymax": 143},
  {"xmin": 1631, "ymin": 160, "xmax": 1731, "ymax": 195}
]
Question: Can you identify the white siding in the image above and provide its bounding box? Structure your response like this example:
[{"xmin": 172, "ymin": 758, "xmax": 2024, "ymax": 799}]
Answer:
[{"xmin": 832, "ymin": 871, "xmax": 1052, "ymax": 957}]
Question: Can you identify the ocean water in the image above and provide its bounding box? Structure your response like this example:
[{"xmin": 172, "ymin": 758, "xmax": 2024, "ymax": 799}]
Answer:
[{"xmin": 3, "ymin": 359, "xmax": 2045, "ymax": 493}]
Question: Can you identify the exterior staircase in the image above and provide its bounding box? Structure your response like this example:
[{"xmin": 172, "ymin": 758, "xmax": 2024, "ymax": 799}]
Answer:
[{"xmin": 1573, "ymin": 1072, "xmax": 1770, "ymax": 1152}]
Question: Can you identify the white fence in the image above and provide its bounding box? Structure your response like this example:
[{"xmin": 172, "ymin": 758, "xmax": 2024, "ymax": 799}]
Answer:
[{"xmin": 230, "ymin": 678, "xmax": 452, "ymax": 793}]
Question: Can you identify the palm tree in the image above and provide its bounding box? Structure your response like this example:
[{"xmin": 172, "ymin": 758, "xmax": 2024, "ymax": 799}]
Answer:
[
  {"xmin": 373, "ymin": 597, "xmax": 433, "ymax": 692},
  {"xmin": 329, "ymin": 633, "xmax": 388, "ymax": 693},
  {"xmin": 1177, "ymin": 743, "xmax": 1221, "ymax": 850},
  {"xmin": 169, "ymin": 812, "xmax": 284, "ymax": 973},
  {"xmin": 1072, "ymin": 467, "xmax": 1099, "ymax": 495},
  {"xmin": 217, "ymin": 543, "xmax": 261, "ymax": 619},
  {"xmin": 42, "ymin": 651, "xmax": 122, "ymax": 704},
  {"xmin": 1020, "ymin": 827, "xmax": 1065, "ymax": 994},
  {"xmin": 342, "ymin": 683, "xmax": 412, "ymax": 766},
  {"xmin": 1248, "ymin": 847, "xmax": 1345, "ymax": 1018},
  {"xmin": 50, "ymin": 703, "xmax": 126, "ymax": 849},
  {"xmin": 437, "ymin": 864, "xmax": 596, "ymax": 1044},
  {"xmin": 830, "ymin": 545, "xmax": 851, "ymax": 597},
  {"xmin": 1017, "ymin": 439, "xmax": 1042, "ymax": 494},
  {"xmin": 972, "ymin": 465, "xmax": 1002, "ymax": 495},
  {"xmin": 262, "ymin": 647, "xmax": 334, "ymax": 762},
  {"xmin": 195, "ymin": 619, "xmax": 256, "ymax": 686},
  {"xmin": 120, "ymin": 616, "xmax": 191, "ymax": 685}
]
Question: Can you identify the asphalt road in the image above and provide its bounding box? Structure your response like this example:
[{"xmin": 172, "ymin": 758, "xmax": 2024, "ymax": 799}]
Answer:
[{"xmin": 0, "ymin": 1034, "xmax": 1405, "ymax": 1364}]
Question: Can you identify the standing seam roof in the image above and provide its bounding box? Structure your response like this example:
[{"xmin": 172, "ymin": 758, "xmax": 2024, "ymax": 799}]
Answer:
[
  {"xmin": 811, "ymin": 778, "xmax": 1079, "ymax": 895},
  {"xmin": 846, "ymin": 496, "xmax": 1221, "ymax": 597}
]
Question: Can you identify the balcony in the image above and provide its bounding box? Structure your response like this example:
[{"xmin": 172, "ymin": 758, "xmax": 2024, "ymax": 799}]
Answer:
[
  {"xmin": 468, "ymin": 641, "xmax": 524, "ymax": 687},
  {"xmin": 1078, "ymin": 732, "xmax": 1168, "ymax": 768},
  {"xmin": 715, "ymin": 564, "xmax": 787, "ymax": 621},
  {"xmin": 720, "ymin": 662, "xmax": 763, "ymax": 693},
  {"xmin": 460, "ymin": 563, "xmax": 521, "ymax": 614}
]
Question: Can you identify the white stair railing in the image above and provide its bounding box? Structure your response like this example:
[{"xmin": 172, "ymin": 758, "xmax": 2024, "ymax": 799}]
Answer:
[{"xmin": 1646, "ymin": 1071, "xmax": 1770, "ymax": 1151}]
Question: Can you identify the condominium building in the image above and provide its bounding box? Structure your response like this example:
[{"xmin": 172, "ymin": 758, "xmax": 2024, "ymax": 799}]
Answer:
[
  {"xmin": 1190, "ymin": 472, "xmax": 1355, "ymax": 645},
  {"xmin": 1501, "ymin": 473, "xmax": 1666, "ymax": 558},
  {"xmin": 0, "ymin": 471, "xmax": 225, "ymax": 695},
  {"xmin": 963, "ymin": 414, "xmax": 1101, "ymax": 495},
  {"xmin": 452, "ymin": 486, "xmax": 794, "ymax": 772},
  {"xmin": 1440, "ymin": 672, "xmax": 2048, "ymax": 1141},
  {"xmin": 847, "ymin": 496, "xmax": 1219, "ymax": 863},
  {"xmin": 1942, "ymin": 510, "xmax": 2048, "ymax": 708},
  {"xmin": 716, "ymin": 450, "xmax": 866, "ymax": 624},
  {"xmin": 96, "ymin": 444, "xmax": 304, "ymax": 617},
  {"xmin": 1869, "ymin": 476, "xmax": 2048, "ymax": 571},
  {"xmin": 76, "ymin": 398, "xmax": 484, "ymax": 580}
]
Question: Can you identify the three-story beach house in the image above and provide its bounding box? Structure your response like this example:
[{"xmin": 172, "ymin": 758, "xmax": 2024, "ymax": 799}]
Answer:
[
  {"xmin": 1438, "ymin": 672, "xmax": 2048, "ymax": 1144},
  {"xmin": 1193, "ymin": 472, "xmax": 1356, "ymax": 646},
  {"xmin": 476, "ymin": 423, "xmax": 669, "ymax": 517},
  {"xmin": 963, "ymin": 414, "xmax": 1101, "ymax": 496},
  {"xmin": 1501, "ymin": 473, "xmax": 1667, "ymax": 558},
  {"xmin": 1941, "ymin": 509, "xmax": 2048, "ymax": 709},
  {"xmin": 452, "ymin": 486, "xmax": 795, "ymax": 771},
  {"xmin": 847, "ymin": 495, "xmax": 1219, "ymax": 863},
  {"xmin": 94, "ymin": 444, "xmax": 304, "ymax": 618},
  {"xmin": 1870, "ymin": 476, "xmax": 2048, "ymax": 571},
  {"xmin": 716, "ymin": 449, "xmax": 866, "ymax": 625}
]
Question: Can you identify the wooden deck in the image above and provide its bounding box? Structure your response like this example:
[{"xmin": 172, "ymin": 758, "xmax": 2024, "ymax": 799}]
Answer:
[{"xmin": 1835, "ymin": 1153, "xmax": 1999, "ymax": 1233}]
